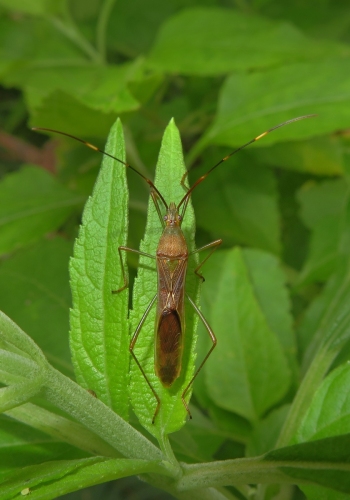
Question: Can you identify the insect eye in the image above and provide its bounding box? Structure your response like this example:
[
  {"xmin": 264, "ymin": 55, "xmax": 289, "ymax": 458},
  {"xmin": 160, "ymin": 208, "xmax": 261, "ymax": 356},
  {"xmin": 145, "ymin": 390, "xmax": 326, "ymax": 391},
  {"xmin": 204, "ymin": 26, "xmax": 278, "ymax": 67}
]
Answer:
[
  {"xmin": 178, "ymin": 215, "xmax": 182, "ymax": 221},
  {"xmin": 163, "ymin": 215, "xmax": 168, "ymax": 221}
]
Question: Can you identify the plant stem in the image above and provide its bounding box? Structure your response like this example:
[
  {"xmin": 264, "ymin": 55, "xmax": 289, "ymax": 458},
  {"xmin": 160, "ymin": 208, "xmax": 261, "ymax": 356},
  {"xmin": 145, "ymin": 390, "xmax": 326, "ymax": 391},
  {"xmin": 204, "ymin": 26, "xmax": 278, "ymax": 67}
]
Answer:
[
  {"xmin": 48, "ymin": 10, "xmax": 103, "ymax": 64},
  {"xmin": 44, "ymin": 365, "xmax": 162, "ymax": 461},
  {"xmin": 159, "ymin": 433, "xmax": 181, "ymax": 472},
  {"xmin": 177, "ymin": 458, "xmax": 298, "ymax": 491},
  {"xmin": 96, "ymin": 0, "xmax": 117, "ymax": 62}
]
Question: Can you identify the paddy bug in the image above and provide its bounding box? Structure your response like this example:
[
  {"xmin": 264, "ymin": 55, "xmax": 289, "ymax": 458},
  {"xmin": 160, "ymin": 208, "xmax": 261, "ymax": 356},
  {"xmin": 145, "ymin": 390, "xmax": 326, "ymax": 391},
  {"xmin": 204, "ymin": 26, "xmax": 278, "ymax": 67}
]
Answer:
[{"xmin": 33, "ymin": 114, "xmax": 315, "ymax": 423}]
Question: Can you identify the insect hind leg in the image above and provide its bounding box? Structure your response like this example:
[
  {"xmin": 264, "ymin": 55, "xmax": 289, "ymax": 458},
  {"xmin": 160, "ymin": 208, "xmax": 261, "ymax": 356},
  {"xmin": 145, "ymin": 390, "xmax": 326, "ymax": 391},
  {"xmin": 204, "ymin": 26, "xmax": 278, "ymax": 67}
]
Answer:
[
  {"xmin": 129, "ymin": 293, "xmax": 161, "ymax": 424},
  {"xmin": 181, "ymin": 293, "xmax": 217, "ymax": 419}
]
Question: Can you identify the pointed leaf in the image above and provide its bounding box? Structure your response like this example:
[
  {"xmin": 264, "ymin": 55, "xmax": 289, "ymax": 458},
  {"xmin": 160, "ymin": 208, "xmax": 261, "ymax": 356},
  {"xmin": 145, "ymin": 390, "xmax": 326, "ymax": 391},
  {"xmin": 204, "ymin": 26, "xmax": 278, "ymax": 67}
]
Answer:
[
  {"xmin": 0, "ymin": 457, "xmax": 165, "ymax": 500},
  {"xmin": 69, "ymin": 119, "xmax": 130, "ymax": 419},
  {"xmin": 129, "ymin": 119, "xmax": 200, "ymax": 438},
  {"xmin": 295, "ymin": 363, "xmax": 350, "ymax": 443}
]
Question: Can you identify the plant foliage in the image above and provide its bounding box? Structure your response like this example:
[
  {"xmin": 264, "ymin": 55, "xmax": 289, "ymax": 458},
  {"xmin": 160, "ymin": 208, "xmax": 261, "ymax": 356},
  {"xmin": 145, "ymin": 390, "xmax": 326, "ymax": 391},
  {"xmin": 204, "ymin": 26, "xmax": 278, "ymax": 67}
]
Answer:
[{"xmin": 1, "ymin": 1, "xmax": 350, "ymax": 499}]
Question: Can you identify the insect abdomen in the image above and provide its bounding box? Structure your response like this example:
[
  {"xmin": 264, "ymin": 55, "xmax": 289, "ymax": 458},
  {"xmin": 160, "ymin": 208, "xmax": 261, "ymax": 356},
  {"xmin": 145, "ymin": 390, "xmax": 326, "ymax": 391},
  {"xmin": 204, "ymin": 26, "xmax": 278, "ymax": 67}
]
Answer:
[{"xmin": 155, "ymin": 309, "xmax": 183, "ymax": 387}]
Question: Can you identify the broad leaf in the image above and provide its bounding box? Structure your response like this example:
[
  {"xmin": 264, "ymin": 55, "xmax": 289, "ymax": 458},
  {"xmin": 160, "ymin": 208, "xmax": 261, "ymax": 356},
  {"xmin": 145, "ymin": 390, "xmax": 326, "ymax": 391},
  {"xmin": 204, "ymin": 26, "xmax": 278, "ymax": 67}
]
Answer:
[
  {"xmin": 0, "ymin": 238, "xmax": 72, "ymax": 375},
  {"xmin": 204, "ymin": 248, "xmax": 291, "ymax": 421},
  {"xmin": 5, "ymin": 64, "xmax": 140, "ymax": 116},
  {"xmin": 148, "ymin": 8, "xmax": 347, "ymax": 75},
  {"xmin": 0, "ymin": 0, "xmax": 62, "ymax": 15},
  {"xmin": 250, "ymin": 135, "xmax": 344, "ymax": 176},
  {"xmin": 189, "ymin": 59, "xmax": 350, "ymax": 161},
  {"xmin": 192, "ymin": 154, "xmax": 281, "ymax": 254},
  {"xmin": 0, "ymin": 166, "xmax": 83, "ymax": 256},
  {"xmin": 31, "ymin": 90, "xmax": 119, "ymax": 139}
]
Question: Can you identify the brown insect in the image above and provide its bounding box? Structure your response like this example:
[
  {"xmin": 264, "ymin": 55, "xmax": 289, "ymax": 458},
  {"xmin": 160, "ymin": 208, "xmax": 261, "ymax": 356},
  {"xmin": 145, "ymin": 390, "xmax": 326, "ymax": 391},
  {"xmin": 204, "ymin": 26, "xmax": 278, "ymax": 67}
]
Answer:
[{"xmin": 33, "ymin": 114, "xmax": 315, "ymax": 423}]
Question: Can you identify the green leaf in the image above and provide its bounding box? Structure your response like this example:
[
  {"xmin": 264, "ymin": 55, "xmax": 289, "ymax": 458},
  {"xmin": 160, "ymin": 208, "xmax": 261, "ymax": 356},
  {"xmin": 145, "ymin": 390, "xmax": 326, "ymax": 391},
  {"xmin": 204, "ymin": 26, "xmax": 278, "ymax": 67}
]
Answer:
[
  {"xmin": 189, "ymin": 59, "xmax": 350, "ymax": 161},
  {"xmin": 178, "ymin": 435, "xmax": 350, "ymax": 492},
  {"xmin": 0, "ymin": 312, "xmax": 48, "ymax": 412},
  {"xmin": 69, "ymin": 119, "xmax": 130, "ymax": 419},
  {"xmin": 0, "ymin": 238, "xmax": 73, "ymax": 375},
  {"xmin": 246, "ymin": 405, "xmax": 291, "ymax": 456},
  {"xmin": 0, "ymin": 16, "xmax": 84, "ymax": 77},
  {"xmin": 107, "ymin": 0, "xmax": 178, "ymax": 56},
  {"xmin": 0, "ymin": 415, "xmax": 88, "ymax": 481},
  {"xmin": 294, "ymin": 363, "xmax": 350, "ymax": 443},
  {"xmin": 0, "ymin": 0, "xmax": 62, "ymax": 15},
  {"xmin": 192, "ymin": 154, "xmax": 280, "ymax": 254},
  {"xmin": 250, "ymin": 135, "xmax": 345, "ymax": 176},
  {"xmin": 0, "ymin": 372, "xmax": 44, "ymax": 413},
  {"xmin": 242, "ymin": 249, "xmax": 297, "ymax": 383},
  {"xmin": 0, "ymin": 310, "xmax": 47, "ymax": 367},
  {"xmin": 264, "ymin": 434, "xmax": 350, "ymax": 494},
  {"xmin": 5, "ymin": 63, "xmax": 140, "ymax": 115},
  {"xmin": 129, "ymin": 119, "xmax": 200, "ymax": 438},
  {"xmin": 0, "ymin": 166, "xmax": 83, "ymax": 256},
  {"xmin": 277, "ymin": 261, "xmax": 350, "ymax": 447},
  {"xmin": 301, "ymin": 486, "xmax": 350, "ymax": 500},
  {"xmin": 31, "ymin": 90, "xmax": 119, "ymax": 139},
  {"xmin": 147, "ymin": 8, "xmax": 347, "ymax": 75},
  {"xmin": 204, "ymin": 248, "xmax": 291, "ymax": 422},
  {"xmin": 0, "ymin": 457, "xmax": 165, "ymax": 499},
  {"xmin": 5, "ymin": 402, "xmax": 118, "ymax": 458},
  {"xmin": 297, "ymin": 179, "xmax": 350, "ymax": 285}
]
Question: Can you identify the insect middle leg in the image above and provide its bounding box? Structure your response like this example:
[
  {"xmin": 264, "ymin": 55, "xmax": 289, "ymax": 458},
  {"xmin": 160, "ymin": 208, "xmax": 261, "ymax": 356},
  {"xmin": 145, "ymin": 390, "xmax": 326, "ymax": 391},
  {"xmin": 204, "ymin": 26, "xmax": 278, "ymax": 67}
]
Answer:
[
  {"xmin": 189, "ymin": 239, "xmax": 223, "ymax": 282},
  {"xmin": 112, "ymin": 246, "xmax": 160, "ymax": 423},
  {"xmin": 112, "ymin": 246, "xmax": 156, "ymax": 293},
  {"xmin": 179, "ymin": 239, "xmax": 222, "ymax": 416}
]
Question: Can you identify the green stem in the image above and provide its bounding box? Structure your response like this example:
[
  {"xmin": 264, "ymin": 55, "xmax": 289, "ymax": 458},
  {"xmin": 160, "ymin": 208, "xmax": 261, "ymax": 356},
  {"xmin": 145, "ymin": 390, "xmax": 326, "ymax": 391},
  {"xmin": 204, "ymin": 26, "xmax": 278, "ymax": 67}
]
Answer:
[
  {"xmin": 48, "ymin": 15, "xmax": 103, "ymax": 64},
  {"xmin": 96, "ymin": 0, "xmax": 117, "ymax": 62},
  {"xmin": 43, "ymin": 365, "xmax": 162, "ymax": 461},
  {"xmin": 159, "ymin": 433, "xmax": 181, "ymax": 473},
  {"xmin": 176, "ymin": 458, "xmax": 301, "ymax": 491},
  {"xmin": 6, "ymin": 402, "xmax": 120, "ymax": 458}
]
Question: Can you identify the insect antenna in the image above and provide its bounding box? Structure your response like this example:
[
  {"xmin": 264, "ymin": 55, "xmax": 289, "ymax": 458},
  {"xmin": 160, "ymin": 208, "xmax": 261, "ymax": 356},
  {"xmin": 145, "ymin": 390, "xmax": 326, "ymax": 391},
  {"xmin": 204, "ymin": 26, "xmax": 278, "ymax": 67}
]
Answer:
[
  {"xmin": 32, "ymin": 127, "xmax": 168, "ymax": 210},
  {"xmin": 177, "ymin": 114, "xmax": 317, "ymax": 215}
]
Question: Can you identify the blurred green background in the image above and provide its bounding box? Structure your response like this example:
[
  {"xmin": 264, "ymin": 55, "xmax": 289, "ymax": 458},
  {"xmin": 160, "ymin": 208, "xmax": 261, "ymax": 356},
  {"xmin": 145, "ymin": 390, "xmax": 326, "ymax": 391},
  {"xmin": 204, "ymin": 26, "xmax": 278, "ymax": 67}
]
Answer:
[{"xmin": 1, "ymin": 0, "xmax": 350, "ymax": 498}]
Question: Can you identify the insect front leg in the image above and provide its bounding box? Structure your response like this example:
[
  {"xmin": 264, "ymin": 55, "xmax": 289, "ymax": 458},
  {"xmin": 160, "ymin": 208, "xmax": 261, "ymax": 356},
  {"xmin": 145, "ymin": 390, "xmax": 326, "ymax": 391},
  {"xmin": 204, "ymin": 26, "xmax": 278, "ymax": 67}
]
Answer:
[
  {"xmin": 112, "ymin": 246, "xmax": 156, "ymax": 294},
  {"xmin": 189, "ymin": 239, "xmax": 222, "ymax": 282},
  {"xmin": 182, "ymin": 294, "xmax": 217, "ymax": 418},
  {"xmin": 129, "ymin": 294, "xmax": 161, "ymax": 424}
]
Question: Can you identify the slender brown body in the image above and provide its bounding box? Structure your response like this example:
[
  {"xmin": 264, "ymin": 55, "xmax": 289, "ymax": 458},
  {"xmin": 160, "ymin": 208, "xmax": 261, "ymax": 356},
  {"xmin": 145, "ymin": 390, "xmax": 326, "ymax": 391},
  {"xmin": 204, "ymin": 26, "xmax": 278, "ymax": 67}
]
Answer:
[{"xmin": 155, "ymin": 202, "xmax": 188, "ymax": 387}]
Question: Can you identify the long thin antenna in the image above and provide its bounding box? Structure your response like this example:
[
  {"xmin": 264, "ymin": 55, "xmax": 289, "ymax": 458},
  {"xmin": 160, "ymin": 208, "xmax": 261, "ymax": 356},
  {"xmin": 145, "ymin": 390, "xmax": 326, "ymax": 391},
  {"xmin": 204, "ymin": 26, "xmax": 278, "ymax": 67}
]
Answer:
[
  {"xmin": 177, "ymin": 114, "xmax": 317, "ymax": 211},
  {"xmin": 32, "ymin": 127, "xmax": 168, "ymax": 209}
]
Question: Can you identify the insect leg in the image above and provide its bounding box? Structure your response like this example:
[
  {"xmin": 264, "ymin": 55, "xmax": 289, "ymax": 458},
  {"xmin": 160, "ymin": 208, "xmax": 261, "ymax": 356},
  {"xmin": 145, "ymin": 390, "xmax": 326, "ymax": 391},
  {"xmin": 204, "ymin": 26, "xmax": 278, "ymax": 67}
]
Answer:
[
  {"xmin": 112, "ymin": 246, "xmax": 156, "ymax": 294},
  {"xmin": 182, "ymin": 294, "xmax": 217, "ymax": 418},
  {"xmin": 129, "ymin": 293, "xmax": 160, "ymax": 423},
  {"xmin": 189, "ymin": 239, "xmax": 222, "ymax": 282}
]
